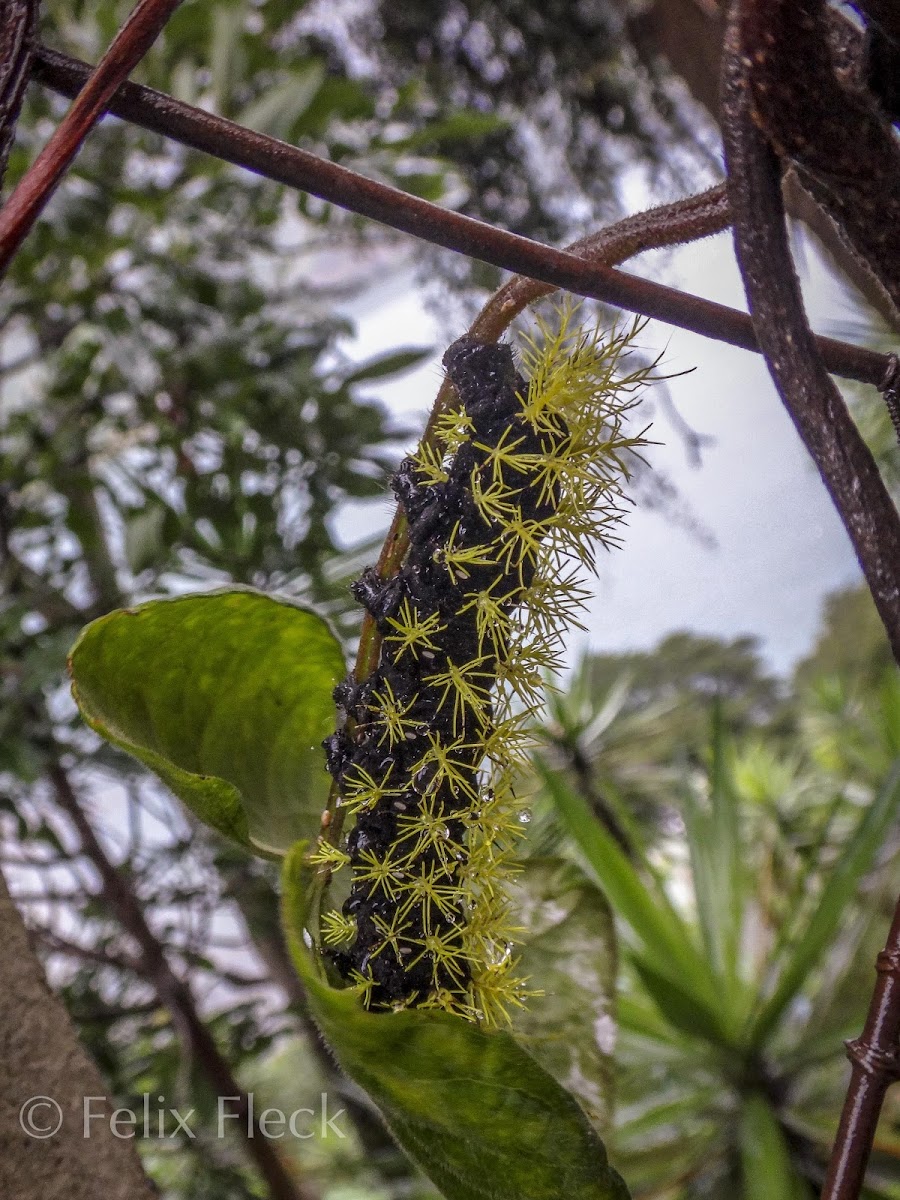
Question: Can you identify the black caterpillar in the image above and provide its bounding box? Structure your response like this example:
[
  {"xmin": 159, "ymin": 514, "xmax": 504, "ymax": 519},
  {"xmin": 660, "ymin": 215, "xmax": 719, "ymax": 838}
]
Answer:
[{"xmin": 320, "ymin": 336, "xmax": 569, "ymax": 1012}]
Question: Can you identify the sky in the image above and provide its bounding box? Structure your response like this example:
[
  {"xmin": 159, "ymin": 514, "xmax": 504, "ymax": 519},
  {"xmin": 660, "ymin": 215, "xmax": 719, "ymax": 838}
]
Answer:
[{"xmin": 331, "ymin": 228, "xmax": 869, "ymax": 676}]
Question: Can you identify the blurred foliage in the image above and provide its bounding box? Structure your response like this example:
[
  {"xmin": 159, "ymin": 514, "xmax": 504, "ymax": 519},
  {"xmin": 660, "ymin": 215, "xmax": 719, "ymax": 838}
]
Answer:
[
  {"xmin": 304, "ymin": 0, "xmax": 719, "ymax": 250},
  {"xmin": 531, "ymin": 592, "xmax": 900, "ymax": 1199}
]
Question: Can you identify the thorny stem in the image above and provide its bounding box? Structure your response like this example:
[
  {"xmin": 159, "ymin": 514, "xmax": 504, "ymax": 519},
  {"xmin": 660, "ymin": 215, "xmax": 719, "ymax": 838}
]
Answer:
[
  {"xmin": 820, "ymin": 893, "xmax": 900, "ymax": 1200},
  {"xmin": 0, "ymin": 0, "xmax": 183, "ymax": 279},
  {"xmin": 49, "ymin": 760, "xmax": 317, "ymax": 1200},
  {"xmin": 26, "ymin": 45, "xmax": 891, "ymax": 389}
]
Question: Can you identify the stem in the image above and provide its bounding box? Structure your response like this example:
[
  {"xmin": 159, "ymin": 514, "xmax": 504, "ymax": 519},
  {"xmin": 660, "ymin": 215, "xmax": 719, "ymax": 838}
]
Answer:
[
  {"xmin": 0, "ymin": 0, "xmax": 182, "ymax": 277},
  {"xmin": 27, "ymin": 45, "xmax": 890, "ymax": 388},
  {"xmin": 739, "ymin": 0, "xmax": 900, "ymax": 315},
  {"xmin": 721, "ymin": 1, "xmax": 900, "ymax": 666},
  {"xmin": 49, "ymin": 761, "xmax": 317, "ymax": 1200},
  {"xmin": 820, "ymin": 895, "xmax": 900, "ymax": 1200},
  {"xmin": 0, "ymin": 0, "xmax": 37, "ymax": 189}
]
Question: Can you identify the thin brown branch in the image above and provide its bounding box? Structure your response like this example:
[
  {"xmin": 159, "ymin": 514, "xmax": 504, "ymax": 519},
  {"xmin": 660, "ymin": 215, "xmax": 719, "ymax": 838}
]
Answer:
[
  {"xmin": 720, "ymin": 1, "xmax": 900, "ymax": 667},
  {"xmin": 27, "ymin": 44, "xmax": 891, "ymax": 389},
  {"xmin": 820, "ymin": 894, "xmax": 900, "ymax": 1200},
  {"xmin": 471, "ymin": 183, "xmax": 732, "ymax": 341},
  {"xmin": 741, "ymin": 0, "xmax": 900, "ymax": 314},
  {"xmin": 0, "ymin": 0, "xmax": 182, "ymax": 278},
  {"xmin": 49, "ymin": 761, "xmax": 317, "ymax": 1200},
  {"xmin": 0, "ymin": 0, "xmax": 37, "ymax": 190},
  {"xmin": 36, "ymin": 928, "xmax": 139, "ymax": 973},
  {"xmin": 880, "ymin": 354, "xmax": 900, "ymax": 446}
]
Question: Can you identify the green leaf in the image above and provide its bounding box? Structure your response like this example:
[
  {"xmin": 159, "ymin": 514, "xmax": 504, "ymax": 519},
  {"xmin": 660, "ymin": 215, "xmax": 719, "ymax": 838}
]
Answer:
[
  {"xmin": 681, "ymin": 712, "xmax": 743, "ymax": 988},
  {"xmin": 69, "ymin": 589, "xmax": 345, "ymax": 855},
  {"xmin": 511, "ymin": 859, "xmax": 617, "ymax": 1132},
  {"xmin": 393, "ymin": 110, "xmax": 509, "ymax": 150},
  {"xmin": 629, "ymin": 955, "xmax": 729, "ymax": 1049},
  {"xmin": 343, "ymin": 347, "xmax": 432, "ymax": 385},
  {"xmin": 739, "ymin": 1093, "xmax": 810, "ymax": 1200},
  {"xmin": 749, "ymin": 759, "xmax": 900, "ymax": 1047},
  {"xmin": 539, "ymin": 760, "xmax": 726, "ymax": 1036},
  {"xmin": 238, "ymin": 62, "xmax": 327, "ymax": 139},
  {"xmin": 281, "ymin": 847, "xmax": 630, "ymax": 1200}
]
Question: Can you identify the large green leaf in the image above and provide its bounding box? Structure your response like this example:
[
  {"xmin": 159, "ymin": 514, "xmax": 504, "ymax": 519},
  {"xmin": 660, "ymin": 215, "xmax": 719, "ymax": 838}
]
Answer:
[
  {"xmin": 69, "ymin": 589, "xmax": 345, "ymax": 855},
  {"xmin": 282, "ymin": 847, "xmax": 630, "ymax": 1200},
  {"xmin": 511, "ymin": 858, "xmax": 617, "ymax": 1133}
]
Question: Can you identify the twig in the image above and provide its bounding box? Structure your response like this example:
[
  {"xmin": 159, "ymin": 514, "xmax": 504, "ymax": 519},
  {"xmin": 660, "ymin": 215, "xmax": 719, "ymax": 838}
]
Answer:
[
  {"xmin": 0, "ymin": 0, "xmax": 183, "ymax": 278},
  {"xmin": 880, "ymin": 354, "xmax": 900, "ymax": 446},
  {"xmin": 722, "ymin": 8, "xmax": 900, "ymax": 1192},
  {"xmin": 49, "ymin": 761, "xmax": 317, "ymax": 1200},
  {"xmin": 36, "ymin": 928, "xmax": 139, "ymax": 973},
  {"xmin": 739, "ymin": 0, "xmax": 900, "ymax": 315},
  {"xmin": 720, "ymin": 0, "xmax": 900, "ymax": 667},
  {"xmin": 27, "ymin": 45, "xmax": 891, "ymax": 388},
  {"xmin": 820, "ymin": 894, "xmax": 900, "ymax": 1200},
  {"xmin": 0, "ymin": 0, "xmax": 37, "ymax": 189}
]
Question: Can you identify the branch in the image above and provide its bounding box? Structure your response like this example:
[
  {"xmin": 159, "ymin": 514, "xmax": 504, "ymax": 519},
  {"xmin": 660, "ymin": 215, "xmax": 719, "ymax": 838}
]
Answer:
[
  {"xmin": 741, "ymin": 0, "xmax": 900, "ymax": 313},
  {"xmin": 49, "ymin": 762, "xmax": 318, "ymax": 1200},
  {"xmin": 720, "ymin": 1, "xmax": 900, "ymax": 666},
  {"xmin": 27, "ymin": 45, "xmax": 891, "ymax": 388},
  {"xmin": 0, "ymin": 0, "xmax": 182, "ymax": 278},
  {"xmin": 625, "ymin": 0, "xmax": 900, "ymax": 330},
  {"xmin": 36, "ymin": 928, "xmax": 140, "ymax": 973},
  {"xmin": 0, "ymin": 0, "xmax": 36, "ymax": 190},
  {"xmin": 820, "ymin": 893, "xmax": 900, "ymax": 1200}
]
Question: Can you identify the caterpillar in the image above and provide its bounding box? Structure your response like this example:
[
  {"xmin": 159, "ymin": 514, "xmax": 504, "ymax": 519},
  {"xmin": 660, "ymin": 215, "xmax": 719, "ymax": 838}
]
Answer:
[{"xmin": 314, "ymin": 312, "xmax": 650, "ymax": 1024}]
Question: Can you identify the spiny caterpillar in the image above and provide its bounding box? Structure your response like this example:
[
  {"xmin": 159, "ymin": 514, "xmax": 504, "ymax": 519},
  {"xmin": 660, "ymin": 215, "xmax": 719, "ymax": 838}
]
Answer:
[{"xmin": 314, "ymin": 313, "xmax": 650, "ymax": 1025}]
